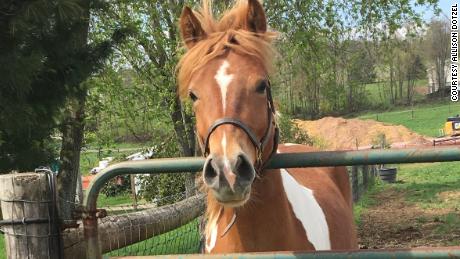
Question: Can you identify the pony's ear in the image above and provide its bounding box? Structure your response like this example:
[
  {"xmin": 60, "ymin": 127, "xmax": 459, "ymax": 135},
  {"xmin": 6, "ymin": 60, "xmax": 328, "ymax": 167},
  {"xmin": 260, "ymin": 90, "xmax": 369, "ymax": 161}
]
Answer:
[
  {"xmin": 245, "ymin": 0, "xmax": 267, "ymax": 33},
  {"xmin": 180, "ymin": 6, "xmax": 206, "ymax": 49}
]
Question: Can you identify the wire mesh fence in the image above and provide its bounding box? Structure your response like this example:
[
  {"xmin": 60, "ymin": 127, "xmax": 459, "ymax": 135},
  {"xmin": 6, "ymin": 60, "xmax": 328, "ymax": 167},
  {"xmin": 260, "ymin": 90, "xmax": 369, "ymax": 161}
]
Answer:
[
  {"xmin": 99, "ymin": 189, "xmax": 203, "ymax": 256},
  {"xmin": 60, "ymin": 176, "xmax": 205, "ymax": 258}
]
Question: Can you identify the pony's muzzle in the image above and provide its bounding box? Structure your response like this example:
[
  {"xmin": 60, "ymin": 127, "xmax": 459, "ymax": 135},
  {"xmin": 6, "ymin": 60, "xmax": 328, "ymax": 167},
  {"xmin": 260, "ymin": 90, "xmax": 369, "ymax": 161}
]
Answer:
[{"xmin": 203, "ymin": 153, "xmax": 255, "ymax": 206}]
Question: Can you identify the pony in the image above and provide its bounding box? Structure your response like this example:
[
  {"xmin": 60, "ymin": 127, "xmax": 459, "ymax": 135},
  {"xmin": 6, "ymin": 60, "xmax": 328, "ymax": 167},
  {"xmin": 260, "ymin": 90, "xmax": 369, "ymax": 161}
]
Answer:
[{"xmin": 177, "ymin": 0, "xmax": 358, "ymax": 253}]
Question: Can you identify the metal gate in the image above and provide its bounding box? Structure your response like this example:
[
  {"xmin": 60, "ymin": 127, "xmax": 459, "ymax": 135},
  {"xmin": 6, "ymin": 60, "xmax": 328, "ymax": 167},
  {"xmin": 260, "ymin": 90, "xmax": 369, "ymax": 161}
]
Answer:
[{"xmin": 83, "ymin": 147, "xmax": 460, "ymax": 258}]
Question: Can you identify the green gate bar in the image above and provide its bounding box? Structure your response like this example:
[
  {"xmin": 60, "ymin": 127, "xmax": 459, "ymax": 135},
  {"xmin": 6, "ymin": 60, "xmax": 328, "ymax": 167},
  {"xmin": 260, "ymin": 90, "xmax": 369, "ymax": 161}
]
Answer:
[
  {"xmin": 130, "ymin": 247, "xmax": 460, "ymax": 258},
  {"xmin": 83, "ymin": 147, "xmax": 460, "ymax": 259}
]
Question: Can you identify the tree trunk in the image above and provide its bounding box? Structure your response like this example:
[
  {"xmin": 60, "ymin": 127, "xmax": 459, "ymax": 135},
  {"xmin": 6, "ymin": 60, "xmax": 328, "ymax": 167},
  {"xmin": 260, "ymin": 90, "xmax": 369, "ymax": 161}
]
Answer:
[
  {"xmin": 169, "ymin": 94, "xmax": 196, "ymax": 197},
  {"xmin": 58, "ymin": 92, "xmax": 86, "ymax": 221},
  {"xmin": 57, "ymin": 0, "xmax": 90, "ymax": 222}
]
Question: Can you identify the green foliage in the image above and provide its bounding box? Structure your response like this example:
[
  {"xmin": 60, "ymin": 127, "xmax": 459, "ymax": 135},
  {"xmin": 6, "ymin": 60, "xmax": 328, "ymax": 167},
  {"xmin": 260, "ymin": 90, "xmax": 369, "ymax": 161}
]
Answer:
[
  {"xmin": 101, "ymin": 175, "xmax": 131, "ymax": 197},
  {"xmin": 266, "ymin": 0, "xmax": 439, "ymax": 118},
  {"xmin": 138, "ymin": 139, "xmax": 186, "ymax": 206},
  {"xmin": 0, "ymin": 0, "xmax": 131, "ymax": 172},
  {"xmin": 140, "ymin": 174, "xmax": 186, "ymax": 206},
  {"xmin": 278, "ymin": 113, "xmax": 313, "ymax": 145}
]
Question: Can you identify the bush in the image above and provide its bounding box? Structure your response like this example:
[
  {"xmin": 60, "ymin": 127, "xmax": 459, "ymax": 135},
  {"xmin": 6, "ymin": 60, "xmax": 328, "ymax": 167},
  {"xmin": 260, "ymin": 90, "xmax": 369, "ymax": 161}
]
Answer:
[
  {"xmin": 137, "ymin": 136, "xmax": 187, "ymax": 205},
  {"xmin": 101, "ymin": 175, "xmax": 131, "ymax": 197},
  {"xmin": 277, "ymin": 113, "xmax": 313, "ymax": 145}
]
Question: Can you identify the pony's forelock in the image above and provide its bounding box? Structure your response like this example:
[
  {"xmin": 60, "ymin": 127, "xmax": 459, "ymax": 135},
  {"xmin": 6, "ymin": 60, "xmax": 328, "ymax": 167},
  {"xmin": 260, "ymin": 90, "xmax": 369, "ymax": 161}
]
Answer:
[{"xmin": 177, "ymin": 0, "xmax": 277, "ymax": 99}]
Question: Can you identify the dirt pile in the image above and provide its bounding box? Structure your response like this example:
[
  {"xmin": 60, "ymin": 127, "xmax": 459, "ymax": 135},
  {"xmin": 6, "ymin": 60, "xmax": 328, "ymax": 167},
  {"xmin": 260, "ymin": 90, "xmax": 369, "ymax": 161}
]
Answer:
[{"xmin": 294, "ymin": 117, "xmax": 431, "ymax": 150}]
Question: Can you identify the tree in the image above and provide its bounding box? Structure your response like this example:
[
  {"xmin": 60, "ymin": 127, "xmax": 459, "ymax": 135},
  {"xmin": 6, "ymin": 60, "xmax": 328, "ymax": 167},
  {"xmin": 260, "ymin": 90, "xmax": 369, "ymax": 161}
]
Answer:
[
  {"xmin": 94, "ymin": 1, "xmax": 201, "ymax": 197},
  {"xmin": 0, "ymin": 1, "xmax": 79, "ymax": 172},
  {"xmin": 265, "ymin": 0, "xmax": 439, "ymax": 117},
  {"xmin": 56, "ymin": 0, "xmax": 133, "ymax": 221},
  {"xmin": 0, "ymin": 0, "xmax": 131, "ymax": 221},
  {"xmin": 425, "ymin": 19, "xmax": 450, "ymax": 95}
]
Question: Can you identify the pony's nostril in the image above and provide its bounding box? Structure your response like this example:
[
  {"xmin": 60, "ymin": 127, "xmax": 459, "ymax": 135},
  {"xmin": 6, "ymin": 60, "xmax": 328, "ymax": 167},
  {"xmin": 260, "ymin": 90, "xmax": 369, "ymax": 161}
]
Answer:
[
  {"xmin": 204, "ymin": 158, "xmax": 218, "ymax": 184},
  {"xmin": 235, "ymin": 154, "xmax": 255, "ymax": 182}
]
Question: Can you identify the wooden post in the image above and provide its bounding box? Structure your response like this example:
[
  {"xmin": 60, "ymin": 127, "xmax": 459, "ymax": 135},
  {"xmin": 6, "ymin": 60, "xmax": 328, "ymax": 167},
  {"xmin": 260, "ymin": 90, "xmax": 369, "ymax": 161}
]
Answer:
[
  {"xmin": 351, "ymin": 166, "xmax": 359, "ymax": 202},
  {"xmin": 369, "ymin": 165, "xmax": 376, "ymax": 185},
  {"xmin": 362, "ymin": 165, "xmax": 369, "ymax": 190},
  {"xmin": 130, "ymin": 175, "xmax": 138, "ymax": 210},
  {"xmin": 0, "ymin": 173, "xmax": 61, "ymax": 259}
]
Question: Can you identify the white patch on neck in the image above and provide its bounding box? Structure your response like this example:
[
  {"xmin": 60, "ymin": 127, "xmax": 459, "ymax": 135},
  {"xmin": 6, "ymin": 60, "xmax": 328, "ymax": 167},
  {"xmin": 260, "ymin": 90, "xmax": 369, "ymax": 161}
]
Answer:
[
  {"xmin": 280, "ymin": 169, "xmax": 331, "ymax": 250},
  {"xmin": 205, "ymin": 221, "xmax": 218, "ymax": 252},
  {"xmin": 214, "ymin": 60, "xmax": 234, "ymax": 112}
]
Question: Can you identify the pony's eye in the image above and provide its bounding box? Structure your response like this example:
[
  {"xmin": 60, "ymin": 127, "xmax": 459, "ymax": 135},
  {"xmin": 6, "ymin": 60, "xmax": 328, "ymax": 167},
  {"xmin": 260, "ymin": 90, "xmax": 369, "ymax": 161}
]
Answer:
[
  {"xmin": 256, "ymin": 81, "xmax": 268, "ymax": 93},
  {"xmin": 189, "ymin": 91, "xmax": 198, "ymax": 102}
]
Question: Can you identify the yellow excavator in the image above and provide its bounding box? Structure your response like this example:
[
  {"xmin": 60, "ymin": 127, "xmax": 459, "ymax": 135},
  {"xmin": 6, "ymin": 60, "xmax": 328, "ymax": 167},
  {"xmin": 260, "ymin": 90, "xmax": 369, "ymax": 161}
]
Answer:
[{"xmin": 443, "ymin": 115, "xmax": 460, "ymax": 137}]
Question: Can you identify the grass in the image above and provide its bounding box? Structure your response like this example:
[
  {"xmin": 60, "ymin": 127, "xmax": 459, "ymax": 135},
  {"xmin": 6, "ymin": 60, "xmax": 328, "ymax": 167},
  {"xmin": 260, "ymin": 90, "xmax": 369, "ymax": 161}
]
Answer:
[
  {"xmin": 80, "ymin": 142, "xmax": 146, "ymax": 175},
  {"xmin": 353, "ymin": 182, "xmax": 385, "ymax": 225},
  {"xmin": 394, "ymin": 162, "xmax": 460, "ymax": 210},
  {"xmin": 358, "ymin": 101, "xmax": 460, "ymax": 137},
  {"xmin": 0, "ymin": 234, "xmax": 5, "ymax": 259},
  {"xmin": 355, "ymin": 162, "xmax": 460, "ymax": 240},
  {"xmin": 80, "ymin": 152, "xmax": 99, "ymax": 176},
  {"xmin": 105, "ymin": 218, "xmax": 200, "ymax": 256},
  {"xmin": 364, "ymin": 79, "xmax": 428, "ymax": 107},
  {"xmin": 97, "ymin": 193, "xmax": 133, "ymax": 207},
  {"xmin": 394, "ymin": 162, "xmax": 460, "ymax": 236}
]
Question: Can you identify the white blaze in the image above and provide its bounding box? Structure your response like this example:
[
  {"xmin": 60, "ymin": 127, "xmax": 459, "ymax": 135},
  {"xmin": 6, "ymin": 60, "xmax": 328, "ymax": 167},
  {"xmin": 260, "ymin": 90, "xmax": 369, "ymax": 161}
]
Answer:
[
  {"xmin": 214, "ymin": 60, "xmax": 234, "ymax": 113},
  {"xmin": 280, "ymin": 169, "xmax": 331, "ymax": 250},
  {"xmin": 222, "ymin": 132, "xmax": 231, "ymax": 169}
]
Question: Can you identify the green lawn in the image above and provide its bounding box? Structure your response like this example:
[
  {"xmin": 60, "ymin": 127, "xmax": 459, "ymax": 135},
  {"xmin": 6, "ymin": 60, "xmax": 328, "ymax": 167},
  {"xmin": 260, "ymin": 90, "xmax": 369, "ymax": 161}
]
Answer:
[
  {"xmin": 0, "ymin": 234, "xmax": 5, "ymax": 259},
  {"xmin": 355, "ymin": 162, "xmax": 460, "ymax": 247},
  {"xmin": 105, "ymin": 218, "xmax": 200, "ymax": 256},
  {"xmin": 359, "ymin": 102, "xmax": 460, "ymax": 137},
  {"xmin": 97, "ymin": 193, "xmax": 133, "ymax": 207},
  {"xmin": 364, "ymin": 79, "xmax": 428, "ymax": 107},
  {"xmin": 394, "ymin": 162, "xmax": 460, "ymax": 210},
  {"xmin": 80, "ymin": 143, "xmax": 146, "ymax": 175}
]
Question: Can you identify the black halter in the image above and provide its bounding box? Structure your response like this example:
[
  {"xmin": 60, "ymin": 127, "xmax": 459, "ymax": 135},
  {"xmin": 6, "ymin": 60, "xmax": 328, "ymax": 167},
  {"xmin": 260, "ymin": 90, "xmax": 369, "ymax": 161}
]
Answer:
[{"xmin": 202, "ymin": 81, "xmax": 279, "ymax": 172}]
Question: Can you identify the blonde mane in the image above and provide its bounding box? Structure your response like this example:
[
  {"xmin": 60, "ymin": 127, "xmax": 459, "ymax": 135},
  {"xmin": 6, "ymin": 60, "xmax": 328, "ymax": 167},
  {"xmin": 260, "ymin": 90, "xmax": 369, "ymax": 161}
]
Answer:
[{"xmin": 177, "ymin": 0, "xmax": 277, "ymax": 99}]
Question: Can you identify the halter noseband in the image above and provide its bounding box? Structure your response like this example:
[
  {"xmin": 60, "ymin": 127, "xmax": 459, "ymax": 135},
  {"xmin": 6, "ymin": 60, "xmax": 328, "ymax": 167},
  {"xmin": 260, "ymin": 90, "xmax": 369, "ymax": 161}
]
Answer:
[{"xmin": 202, "ymin": 81, "xmax": 279, "ymax": 172}]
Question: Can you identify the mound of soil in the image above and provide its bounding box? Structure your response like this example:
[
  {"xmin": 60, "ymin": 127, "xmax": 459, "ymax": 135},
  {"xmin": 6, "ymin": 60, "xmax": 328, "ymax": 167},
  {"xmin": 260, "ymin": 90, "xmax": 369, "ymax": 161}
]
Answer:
[{"xmin": 294, "ymin": 117, "xmax": 431, "ymax": 150}]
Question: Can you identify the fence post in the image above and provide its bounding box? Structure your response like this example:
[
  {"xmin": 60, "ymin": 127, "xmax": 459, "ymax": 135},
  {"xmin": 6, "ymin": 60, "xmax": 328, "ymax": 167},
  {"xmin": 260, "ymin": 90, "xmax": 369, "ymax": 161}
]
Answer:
[
  {"xmin": 0, "ymin": 173, "xmax": 61, "ymax": 259},
  {"xmin": 351, "ymin": 166, "xmax": 359, "ymax": 202},
  {"xmin": 362, "ymin": 165, "xmax": 369, "ymax": 190},
  {"xmin": 369, "ymin": 165, "xmax": 376, "ymax": 185}
]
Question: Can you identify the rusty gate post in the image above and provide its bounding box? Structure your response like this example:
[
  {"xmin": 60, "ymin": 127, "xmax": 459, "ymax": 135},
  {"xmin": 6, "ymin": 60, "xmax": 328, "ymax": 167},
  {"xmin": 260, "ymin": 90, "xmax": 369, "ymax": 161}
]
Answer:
[{"xmin": 83, "ymin": 211, "xmax": 101, "ymax": 259}]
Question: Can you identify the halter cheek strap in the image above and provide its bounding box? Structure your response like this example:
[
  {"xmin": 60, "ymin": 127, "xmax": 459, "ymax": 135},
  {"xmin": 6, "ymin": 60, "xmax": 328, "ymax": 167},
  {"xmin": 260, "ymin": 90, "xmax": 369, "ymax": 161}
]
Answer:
[{"xmin": 201, "ymin": 82, "xmax": 279, "ymax": 172}]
